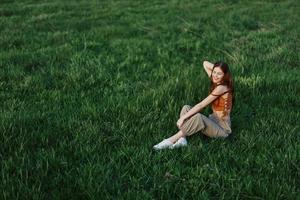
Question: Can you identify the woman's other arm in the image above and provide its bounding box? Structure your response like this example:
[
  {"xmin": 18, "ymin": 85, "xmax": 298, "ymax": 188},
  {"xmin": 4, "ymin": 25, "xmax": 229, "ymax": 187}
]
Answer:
[
  {"xmin": 203, "ymin": 60, "xmax": 214, "ymax": 77},
  {"xmin": 180, "ymin": 85, "xmax": 227, "ymax": 121}
]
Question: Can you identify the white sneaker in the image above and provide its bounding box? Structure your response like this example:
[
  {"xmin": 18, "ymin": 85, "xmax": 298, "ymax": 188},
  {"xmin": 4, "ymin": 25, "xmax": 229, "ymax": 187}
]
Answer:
[
  {"xmin": 153, "ymin": 139, "xmax": 173, "ymax": 150},
  {"xmin": 171, "ymin": 137, "xmax": 187, "ymax": 149}
]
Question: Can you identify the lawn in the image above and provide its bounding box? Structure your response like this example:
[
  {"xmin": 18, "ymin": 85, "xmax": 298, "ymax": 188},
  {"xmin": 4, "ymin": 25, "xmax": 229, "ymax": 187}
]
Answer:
[{"xmin": 0, "ymin": 0, "xmax": 299, "ymax": 199}]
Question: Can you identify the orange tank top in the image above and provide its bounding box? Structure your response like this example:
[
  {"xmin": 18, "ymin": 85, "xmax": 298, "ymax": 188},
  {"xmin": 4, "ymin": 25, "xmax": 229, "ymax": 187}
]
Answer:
[{"xmin": 211, "ymin": 91, "xmax": 232, "ymax": 116}]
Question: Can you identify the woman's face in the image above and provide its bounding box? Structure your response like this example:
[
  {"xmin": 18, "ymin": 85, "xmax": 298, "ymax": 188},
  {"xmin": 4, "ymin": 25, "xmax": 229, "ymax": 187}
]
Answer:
[{"xmin": 212, "ymin": 67, "xmax": 225, "ymax": 84}]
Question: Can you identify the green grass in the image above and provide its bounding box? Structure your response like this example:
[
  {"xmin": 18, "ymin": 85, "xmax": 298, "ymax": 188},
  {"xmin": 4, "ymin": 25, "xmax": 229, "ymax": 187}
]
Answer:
[{"xmin": 1, "ymin": 0, "xmax": 299, "ymax": 199}]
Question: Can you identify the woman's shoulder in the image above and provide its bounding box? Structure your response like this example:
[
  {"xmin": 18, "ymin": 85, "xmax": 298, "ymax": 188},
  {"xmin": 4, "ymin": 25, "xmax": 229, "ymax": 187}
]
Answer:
[{"xmin": 212, "ymin": 85, "xmax": 228, "ymax": 94}]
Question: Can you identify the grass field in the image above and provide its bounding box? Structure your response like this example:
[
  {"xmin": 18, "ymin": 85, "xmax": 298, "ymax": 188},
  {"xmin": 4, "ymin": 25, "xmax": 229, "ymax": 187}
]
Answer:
[{"xmin": 1, "ymin": 0, "xmax": 299, "ymax": 199}]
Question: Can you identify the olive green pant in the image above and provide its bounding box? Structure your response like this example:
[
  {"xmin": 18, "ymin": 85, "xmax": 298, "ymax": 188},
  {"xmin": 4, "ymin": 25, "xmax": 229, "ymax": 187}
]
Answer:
[{"xmin": 180, "ymin": 105, "xmax": 232, "ymax": 138}]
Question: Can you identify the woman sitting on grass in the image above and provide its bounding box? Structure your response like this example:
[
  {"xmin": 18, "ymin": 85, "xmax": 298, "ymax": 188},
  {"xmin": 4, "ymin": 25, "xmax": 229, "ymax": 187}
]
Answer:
[{"xmin": 153, "ymin": 61, "xmax": 234, "ymax": 150}]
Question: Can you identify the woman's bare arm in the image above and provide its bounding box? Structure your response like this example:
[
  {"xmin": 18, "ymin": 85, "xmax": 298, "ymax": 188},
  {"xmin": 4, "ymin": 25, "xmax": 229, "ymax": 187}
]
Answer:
[
  {"xmin": 203, "ymin": 60, "xmax": 214, "ymax": 77},
  {"xmin": 181, "ymin": 85, "xmax": 227, "ymax": 120}
]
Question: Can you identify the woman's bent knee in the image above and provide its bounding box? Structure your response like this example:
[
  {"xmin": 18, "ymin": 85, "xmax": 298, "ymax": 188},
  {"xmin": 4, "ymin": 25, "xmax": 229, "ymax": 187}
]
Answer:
[
  {"xmin": 180, "ymin": 105, "xmax": 191, "ymax": 117},
  {"xmin": 182, "ymin": 105, "xmax": 191, "ymax": 111}
]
